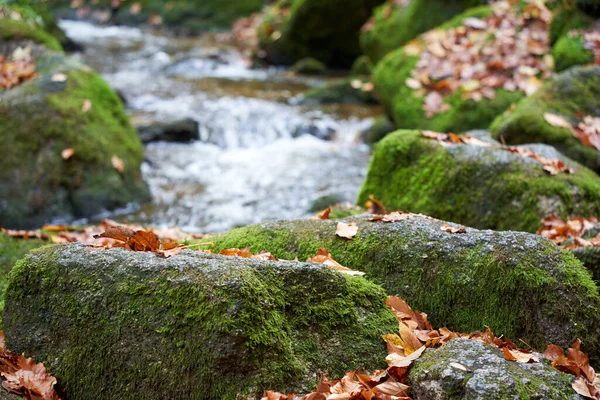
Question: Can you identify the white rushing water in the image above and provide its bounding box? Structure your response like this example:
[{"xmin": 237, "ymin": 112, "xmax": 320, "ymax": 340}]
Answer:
[{"xmin": 60, "ymin": 20, "xmax": 379, "ymax": 232}]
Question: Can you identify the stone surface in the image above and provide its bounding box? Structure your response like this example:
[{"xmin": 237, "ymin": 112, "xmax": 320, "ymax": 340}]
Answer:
[
  {"xmin": 209, "ymin": 214, "xmax": 600, "ymax": 361},
  {"xmin": 409, "ymin": 339, "xmax": 580, "ymax": 400},
  {"xmin": 358, "ymin": 130, "xmax": 600, "ymax": 233},
  {"xmin": 3, "ymin": 244, "xmax": 397, "ymax": 399},
  {"xmin": 137, "ymin": 118, "xmax": 199, "ymax": 144},
  {"xmin": 0, "ymin": 38, "xmax": 149, "ymax": 228}
]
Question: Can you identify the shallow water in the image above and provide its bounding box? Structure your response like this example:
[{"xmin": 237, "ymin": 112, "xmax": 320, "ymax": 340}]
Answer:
[{"xmin": 60, "ymin": 20, "xmax": 381, "ymax": 232}]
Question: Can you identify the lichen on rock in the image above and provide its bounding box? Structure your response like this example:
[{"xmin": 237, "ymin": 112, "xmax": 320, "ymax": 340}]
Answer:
[{"xmin": 409, "ymin": 338, "xmax": 579, "ymax": 399}]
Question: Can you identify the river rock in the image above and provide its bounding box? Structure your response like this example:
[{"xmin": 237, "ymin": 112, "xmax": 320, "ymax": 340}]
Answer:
[
  {"xmin": 290, "ymin": 57, "xmax": 327, "ymax": 75},
  {"xmin": 209, "ymin": 214, "xmax": 600, "ymax": 360},
  {"xmin": 490, "ymin": 66, "xmax": 600, "ymax": 173},
  {"xmin": 257, "ymin": 0, "xmax": 384, "ymax": 68},
  {"xmin": 0, "ymin": 14, "xmax": 149, "ymax": 229},
  {"xmin": 408, "ymin": 338, "xmax": 580, "ymax": 400},
  {"xmin": 357, "ymin": 130, "xmax": 600, "ymax": 233},
  {"xmin": 373, "ymin": 5, "xmax": 529, "ymax": 133},
  {"xmin": 3, "ymin": 244, "xmax": 397, "ymax": 399},
  {"xmin": 137, "ymin": 118, "xmax": 199, "ymax": 144},
  {"xmin": 360, "ymin": 0, "xmax": 486, "ymax": 63}
]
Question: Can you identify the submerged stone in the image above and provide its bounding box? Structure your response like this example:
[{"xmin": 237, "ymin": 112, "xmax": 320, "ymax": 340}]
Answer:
[
  {"xmin": 490, "ymin": 65, "xmax": 600, "ymax": 173},
  {"xmin": 298, "ymin": 78, "xmax": 378, "ymax": 106},
  {"xmin": 209, "ymin": 214, "xmax": 600, "ymax": 361},
  {"xmin": 409, "ymin": 339, "xmax": 579, "ymax": 399},
  {"xmin": 3, "ymin": 244, "xmax": 397, "ymax": 399},
  {"xmin": 358, "ymin": 130, "xmax": 600, "ymax": 233}
]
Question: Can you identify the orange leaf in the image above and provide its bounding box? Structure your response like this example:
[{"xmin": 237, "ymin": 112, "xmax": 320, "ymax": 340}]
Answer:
[{"xmin": 336, "ymin": 222, "xmax": 358, "ymax": 239}]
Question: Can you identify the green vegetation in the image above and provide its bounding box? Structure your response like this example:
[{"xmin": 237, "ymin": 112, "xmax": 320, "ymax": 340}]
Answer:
[
  {"xmin": 3, "ymin": 245, "xmax": 397, "ymax": 399},
  {"xmin": 208, "ymin": 216, "xmax": 600, "ymax": 361},
  {"xmin": 490, "ymin": 65, "xmax": 600, "ymax": 173}
]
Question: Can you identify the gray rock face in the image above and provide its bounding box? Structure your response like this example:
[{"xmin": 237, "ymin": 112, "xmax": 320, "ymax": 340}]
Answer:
[
  {"xmin": 3, "ymin": 244, "xmax": 396, "ymax": 399},
  {"xmin": 211, "ymin": 215, "xmax": 600, "ymax": 361},
  {"xmin": 409, "ymin": 339, "xmax": 580, "ymax": 400},
  {"xmin": 137, "ymin": 118, "xmax": 199, "ymax": 144}
]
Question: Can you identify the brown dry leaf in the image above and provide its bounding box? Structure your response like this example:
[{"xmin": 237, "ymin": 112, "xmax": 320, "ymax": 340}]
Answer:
[
  {"xmin": 127, "ymin": 230, "xmax": 161, "ymax": 252},
  {"xmin": 1, "ymin": 228, "xmax": 48, "ymax": 240},
  {"xmin": 61, "ymin": 148, "xmax": 75, "ymax": 160},
  {"xmin": 251, "ymin": 250, "xmax": 277, "ymax": 261},
  {"xmin": 365, "ymin": 195, "xmax": 387, "ymax": 215},
  {"xmin": 544, "ymin": 113, "xmax": 573, "ymax": 130},
  {"xmin": 158, "ymin": 242, "xmax": 183, "ymax": 258},
  {"xmin": 50, "ymin": 73, "xmax": 67, "ymax": 82},
  {"xmin": 371, "ymin": 211, "xmax": 412, "ymax": 223},
  {"xmin": 130, "ymin": 2, "xmax": 142, "ymax": 14},
  {"xmin": 82, "ymin": 99, "xmax": 92, "ymax": 113},
  {"xmin": 572, "ymin": 376, "xmax": 594, "ymax": 398},
  {"xmin": 449, "ymin": 362, "xmax": 471, "ymax": 372},
  {"xmin": 440, "ymin": 224, "xmax": 467, "ymax": 234},
  {"xmin": 94, "ymin": 226, "xmax": 135, "ymax": 242},
  {"xmin": 386, "ymin": 345, "xmax": 426, "ymax": 368},
  {"xmin": 371, "ymin": 380, "xmax": 410, "ymax": 396},
  {"xmin": 502, "ymin": 347, "xmax": 539, "ymax": 363},
  {"xmin": 307, "ymin": 249, "xmax": 365, "ymax": 276},
  {"xmin": 336, "ymin": 222, "xmax": 358, "ymax": 240},
  {"xmin": 312, "ymin": 207, "xmax": 331, "ymax": 220},
  {"xmin": 220, "ymin": 247, "xmax": 253, "ymax": 258},
  {"xmin": 111, "ymin": 155, "xmax": 124, "ymax": 173}
]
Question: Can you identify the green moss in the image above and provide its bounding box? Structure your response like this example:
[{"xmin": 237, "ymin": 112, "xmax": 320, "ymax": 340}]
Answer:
[
  {"xmin": 372, "ymin": 6, "xmax": 522, "ymax": 133},
  {"xmin": 4, "ymin": 245, "xmax": 397, "ymax": 399},
  {"xmin": 0, "ymin": 16, "xmax": 62, "ymax": 51},
  {"xmin": 357, "ymin": 130, "xmax": 600, "ymax": 233},
  {"xmin": 360, "ymin": 0, "xmax": 488, "ymax": 62},
  {"xmin": 0, "ymin": 55, "xmax": 149, "ymax": 228},
  {"xmin": 490, "ymin": 65, "xmax": 600, "ymax": 172},
  {"xmin": 350, "ymin": 55, "xmax": 374, "ymax": 76},
  {"xmin": 0, "ymin": 234, "xmax": 46, "ymax": 314},
  {"xmin": 258, "ymin": 0, "xmax": 385, "ymax": 67},
  {"xmin": 290, "ymin": 57, "xmax": 327, "ymax": 75},
  {"xmin": 206, "ymin": 216, "xmax": 600, "ymax": 361},
  {"xmin": 550, "ymin": 8, "xmax": 595, "ymax": 72}
]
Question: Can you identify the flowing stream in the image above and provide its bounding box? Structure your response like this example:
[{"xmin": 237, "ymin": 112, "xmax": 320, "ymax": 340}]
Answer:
[{"xmin": 60, "ymin": 21, "xmax": 382, "ymax": 232}]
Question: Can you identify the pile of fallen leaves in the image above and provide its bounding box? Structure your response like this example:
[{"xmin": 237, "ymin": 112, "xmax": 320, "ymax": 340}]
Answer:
[
  {"xmin": 537, "ymin": 214, "xmax": 600, "ymax": 248},
  {"xmin": 421, "ymin": 130, "xmax": 574, "ymax": 175},
  {"xmin": 544, "ymin": 112, "xmax": 600, "ymax": 152},
  {"xmin": 404, "ymin": 1, "xmax": 553, "ymax": 117},
  {"xmin": 263, "ymin": 295, "xmax": 600, "ymax": 400},
  {"xmin": 0, "ymin": 47, "xmax": 36, "ymax": 90},
  {"xmin": 583, "ymin": 29, "xmax": 600, "ymax": 66},
  {"xmin": 0, "ymin": 332, "xmax": 61, "ymax": 399}
]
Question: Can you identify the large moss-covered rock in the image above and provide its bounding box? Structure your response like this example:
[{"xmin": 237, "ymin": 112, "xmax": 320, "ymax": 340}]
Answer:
[
  {"xmin": 3, "ymin": 244, "xmax": 397, "ymax": 399},
  {"xmin": 257, "ymin": 0, "xmax": 384, "ymax": 67},
  {"xmin": 409, "ymin": 339, "xmax": 579, "ymax": 399},
  {"xmin": 372, "ymin": 6, "xmax": 524, "ymax": 133},
  {"xmin": 208, "ymin": 215, "xmax": 600, "ymax": 360},
  {"xmin": 47, "ymin": 0, "xmax": 263, "ymax": 33},
  {"xmin": 0, "ymin": 46, "xmax": 149, "ymax": 228},
  {"xmin": 0, "ymin": 5, "xmax": 62, "ymax": 52},
  {"xmin": 360, "ymin": 0, "xmax": 486, "ymax": 63},
  {"xmin": 358, "ymin": 130, "xmax": 600, "ymax": 233},
  {"xmin": 490, "ymin": 66, "xmax": 600, "ymax": 173}
]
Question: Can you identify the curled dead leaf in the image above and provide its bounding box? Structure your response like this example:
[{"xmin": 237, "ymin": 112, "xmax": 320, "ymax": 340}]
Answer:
[{"xmin": 335, "ymin": 222, "xmax": 358, "ymax": 239}]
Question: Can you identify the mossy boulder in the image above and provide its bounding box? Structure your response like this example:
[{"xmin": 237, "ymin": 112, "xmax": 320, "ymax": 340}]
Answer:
[
  {"xmin": 3, "ymin": 244, "xmax": 397, "ymax": 399},
  {"xmin": 360, "ymin": 114, "xmax": 396, "ymax": 144},
  {"xmin": 409, "ymin": 339, "xmax": 579, "ymax": 399},
  {"xmin": 208, "ymin": 215, "xmax": 600, "ymax": 360},
  {"xmin": 350, "ymin": 55, "xmax": 374, "ymax": 77},
  {"xmin": 360, "ymin": 0, "xmax": 487, "ymax": 63},
  {"xmin": 298, "ymin": 78, "xmax": 378, "ymax": 105},
  {"xmin": 257, "ymin": 0, "xmax": 384, "ymax": 68},
  {"xmin": 0, "ymin": 48, "xmax": 149, "ymax": 228},
  {"xmin": 550, "ymin": 8, "xmax": 595, "ymax": 72},
  {"xmin": 0, "ymin": 6, "xmax": 62, "ymax": 52},
  {"xmin": 573, "ymin": 246, "xmax": 600, "ymax": 284},
  {"xmin": 490, "ymin": 65, "xmax": 600, "ymax": 173},
  {"xmin": 358, "ymin": 130, "xmax": 600, "ymax": 233},
  {"xmin": 372, "ymin": 6, "xmax": 524, "ymax": 133}
]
